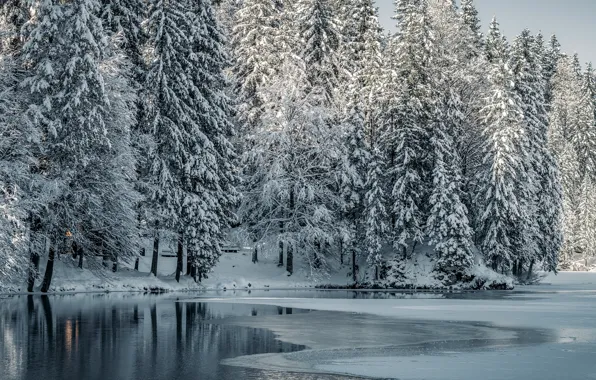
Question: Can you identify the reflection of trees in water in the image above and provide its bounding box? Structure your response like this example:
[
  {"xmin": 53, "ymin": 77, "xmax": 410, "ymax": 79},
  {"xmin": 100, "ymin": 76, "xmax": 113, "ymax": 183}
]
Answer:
[{"xmin": 0, "ymin": 296, "xmax": 308, "ymax": 380}]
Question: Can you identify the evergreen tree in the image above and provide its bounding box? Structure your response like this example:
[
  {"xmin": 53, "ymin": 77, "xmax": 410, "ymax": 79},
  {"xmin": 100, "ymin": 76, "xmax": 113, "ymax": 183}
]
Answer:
[
  {"xmin": 23, "ymin": 0, "xmax": 139, "ymax": 290},
  {"xmin": 100, "ymin": 0, "xmax": 144, "ymax": 69},
  {"xmin": 185, "ymin": 0, "xmax": 240, "ymax": 282},
  {"xmin": 485, "ymin": 16, "xmax": 508, "ymax": 64},
  {"xmin": 364, "ymin": 145, "xmax": 388, "ymax": 281},
  {"xmin": 338, "ymin": 106, "xmax": 369, "ymax": 275},
  {"xmin": 550, "ymin": 56, "xmax": 596, "ymax": 267},
  {"xmin": 296, "ymin": 0, "xmax": 341, "ymax": 103},
  {"xmin": 543, "ymin": 35, "xmax": 562, "ymax": 109},
  {"xmin": 477, "ymin": 44, "xmax": 527, "ymax": 273},
  {"xmin": 459, "ymin": 0, "xmax": 483, "ymax": 53},
  {"xmin": 385, "ymin": 0, "xmax": 433, "ymax": 256},
  {"xmin": 232, "ymin": 0, "xmax": 282, "ymax": 128}
]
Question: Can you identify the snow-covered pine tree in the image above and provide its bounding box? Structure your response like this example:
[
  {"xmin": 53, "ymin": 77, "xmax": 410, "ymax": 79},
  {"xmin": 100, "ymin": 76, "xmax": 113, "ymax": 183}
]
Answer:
[
  {"xmin": 384, "ymin": 0, "xmax": 433, "ymax": 259},
  {"xmin": 337, "ymin": 106, "xmax": 369, "ymax": 277},
  {"xmin": 459, "ymin": 0, "xmax": 483, "ymax": 54},
  {"xmin": 424, "ymin": 1, "xmax": 475, "ymax": 282},
  {"xmin": 344, "ymin": 0, "xmax": 384, "ymax": 121},
  {"xmin": 144, "ymin": 0, "xmax": 239, "ymax": 282},
  {"xmin": 477, "ymin": 38, "xmax": 527, "ymax": 273},
  {"xmin": 0, "ymin": 0, "xmax": 29, "ymax": 52},
  {"xmin": 531, "ymin": 33, "xmax": 563, "ymax": 274},
  {"xmin": 509, "ymin": 30, "xmax": 545, "ymax": 276},
  {"xmin": 485, "ymin": 16, "xmax": 508, "ymax": 64},
  {"xmin": 426, "ymin": 102, "xmax": 474, "ymax": 283},
  {"xmin": 550, "ymin": 56, "xmax": 596, "ymax": 267},
  {"xmin": 23, "ymin": 0, "xmax": 139, "ymax": 290},
  {"xmin": 184, "ymin": 0, "xmax": 240, "ymax": 282},
  {"xmin": 232, "ymin": 0, "xmax": 282, "ymax": 129},
  {"xmin": 144, "ymin": 0, "xmax": 197, "ymax": 278},
  {"xmin": 364, "ymin": 144, "xmax": 388, "ymax": 282},
  {"xmin": 100, "ymin": 0, "xmax": 144, "ymax": 70},
  {"xmin": 336, "ymin": 0, "xmax": 383, "ymax": 110},
  {"xmin": 577, "ymin": 176, "xmax": 596, "ymax": 267},
  {"xmin": 0, "ymin": 3, "xmax": 31, "ymax": 285},
  {"xmin": 543, "ymin": 35, "xmax": 562, "ymax": 110},
  {"xmin": 296, "ymin": 0, "xmax": 341, "ymax": 103}
]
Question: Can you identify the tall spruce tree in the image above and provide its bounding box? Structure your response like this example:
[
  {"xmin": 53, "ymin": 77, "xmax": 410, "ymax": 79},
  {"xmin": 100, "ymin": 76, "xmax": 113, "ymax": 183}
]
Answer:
[
  {"xmin": 384, "ymin": 0, "xmax": 433, "ymax": 258},
  {"xmin": 477, "ymin": 32, "xmax": 527, "ymax": 273},
  {"xmin": 296, "ymin": 0, "xmax": 341, "ymax": 103},
  {"xmin": 23, "ymin": 0, "xmax": 139, "ymax": 290},
  {"xmin": 144, "ymin": 0, "xmax": 238, "ymax": 282},
  {"xmin": 232, "ymin": 0, "xmax": 282, "ymax": 129}
]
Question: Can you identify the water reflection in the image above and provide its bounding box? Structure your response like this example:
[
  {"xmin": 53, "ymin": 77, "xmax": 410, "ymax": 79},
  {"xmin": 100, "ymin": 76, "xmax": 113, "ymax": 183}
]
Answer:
[{"xmin": 0, "ymin": 295, "xmax": 355, "ymax": 380}]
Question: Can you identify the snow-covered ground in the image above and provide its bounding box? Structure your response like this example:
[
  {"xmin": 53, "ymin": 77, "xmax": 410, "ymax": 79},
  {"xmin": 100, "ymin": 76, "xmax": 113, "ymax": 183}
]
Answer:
[
  {"xmin": 2, "ymin": 244, "xmax": 593, "ymax": 296},
  {"xmin": 192, "ymin": 271, "xmax": 596, "ymax": 380}
]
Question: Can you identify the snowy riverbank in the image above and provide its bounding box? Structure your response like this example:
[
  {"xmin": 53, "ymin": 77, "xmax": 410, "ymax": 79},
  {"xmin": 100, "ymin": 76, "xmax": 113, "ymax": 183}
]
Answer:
[{"xmin": 1, "ymin": 248, "xmax": 592, "ymax": 295}]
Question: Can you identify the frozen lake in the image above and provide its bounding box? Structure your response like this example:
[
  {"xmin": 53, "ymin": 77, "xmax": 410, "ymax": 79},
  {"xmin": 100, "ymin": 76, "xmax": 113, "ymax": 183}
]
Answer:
[{"xmin": 1, "ymin": 273, "xmax": 595, "ymax": 380}]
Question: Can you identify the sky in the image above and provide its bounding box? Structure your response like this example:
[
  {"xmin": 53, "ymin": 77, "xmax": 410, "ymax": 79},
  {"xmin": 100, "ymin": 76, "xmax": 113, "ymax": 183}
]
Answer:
[{"xmin": 375, "ymin": 0, "xmax": 596, "ymax": 66}]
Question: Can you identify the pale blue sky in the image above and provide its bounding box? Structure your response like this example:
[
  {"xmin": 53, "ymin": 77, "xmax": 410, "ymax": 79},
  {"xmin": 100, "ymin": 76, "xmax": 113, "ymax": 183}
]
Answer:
[{"xmin": 375, "ymin": 0, "xmax": 596, "ymax": 66}]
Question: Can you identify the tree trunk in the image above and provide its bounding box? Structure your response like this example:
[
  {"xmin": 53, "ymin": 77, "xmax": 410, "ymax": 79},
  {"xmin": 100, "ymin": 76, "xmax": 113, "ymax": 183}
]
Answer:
[
  {"xmin": 77, "ymin": 244, "xmax": 83, "ymax": 269},
  {"xmin": 111, "ymin": 254, "xmax": 118, "ymax": 273},
  {"xmin": 150, "ymin": 223, "xmax": 160, "ymax": 277},
  {"xmin": 188, "ymin": 241, "xmax": 197, "ymax": 282},
  {"xmin": 40, "ymin": 241, "xmax": 55, "ymax": 293},
  {"xmin": 26, "ymin": 216, "xmax": 41, "ymax": 293},
  {"xmin": 352, "ymin": 248, "xmax": 357, "ymax": 283},
  {"xmin": 176, "ymin": 232, "xmax": 183, "ymax": 283},
  {"xmin": 313, "ymin": 240, "xmax": 321, "ymax": 269},
  {"xmin": 278, "ymin": 222, "xmax": 284, "ymax": 267},
  {"xmin": 286, "ymin": 242, "xmax": 293, "ymax": 275},
  {"xmin": 526, "ymin": 260, "xmax": 535, "ymax": 282},
  {"xmin": 339, "ymin": 239, "xmax": 343, "ymax": 265},
  {"xmin": 134, "ymin": 257, "xmax": 140, "ymax": 271},
  {"xmin": 186, "ymin": 245, "xmax": 192, "ymax": 275},
  {"xmin": 252, "ymin": 243, "xmax": 258, "ymax": 264}
]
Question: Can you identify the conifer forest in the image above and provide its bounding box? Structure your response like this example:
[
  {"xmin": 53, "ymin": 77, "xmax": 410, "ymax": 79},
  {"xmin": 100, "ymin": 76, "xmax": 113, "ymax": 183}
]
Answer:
[{"xmin": 1, "ymin": 0, "xmax": 595, "ymax": 292}]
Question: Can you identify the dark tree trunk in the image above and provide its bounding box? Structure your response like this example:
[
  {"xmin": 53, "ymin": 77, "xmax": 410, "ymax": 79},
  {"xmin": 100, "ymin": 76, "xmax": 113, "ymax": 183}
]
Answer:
[
  {"xmin": 313, "ymin": 240, "xmax": 321, "ymax": 269},
  {"xmin": 112, "ymin": 254, "xmax": 118, "ymax": 273},
  {"xmin": 339, "ymin": 239, "xmax": 344, "ymax": 265},
  {"xmin": 375, "ymin": 265, "xmax": 379, "ymax": 281},
  {"xmin": 40, "ymin": 242, "xmax": 55, "ymax": 293},
  {"xmin": 186, "ymin": 246, "xmax": 192, "ymax": 275},
  {"xmin": 286, "ymin": 242, "xmax": 293, "ymax": 275},
  {"xmin": 278, "ymin": 222, "xmax": 284, "ymax": 267},
  {"xmin": 188, "ymin": 242, "xmax": 197, "ymax": 282},
  {"xmin": 176, "ymin": 232, "xmax": 183, "ymax": 283},
  {"xmin": 352, "ymin": 248, "xmax": 357, "ymax": 283},
  {"xmin": 134, "ymin": 257, "xmax": 140, "ymax": 271},
  {"xmin": 150, "ymin": 223, "xmax": 159, "ymax": 277},
  {"xmin": 526, "ymin": 260, "xmax": 535, "ymax": 282},
  {"xmin": 77, "ymin": 244, "xmax": 84, "ymax": 269},
  {"xmin": 252, "ymin": 243, "xmax": 258, "ymax": 264},
  {"xmin": 26, "ymin": 216, "xmax": 41, "ymax": 293}
]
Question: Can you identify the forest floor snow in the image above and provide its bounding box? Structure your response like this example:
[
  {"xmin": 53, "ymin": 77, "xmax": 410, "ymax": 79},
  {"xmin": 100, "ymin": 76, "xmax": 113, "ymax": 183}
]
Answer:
[{"xmin": 1, "ymin": 245, "xmax": 594, "ymax": 295}]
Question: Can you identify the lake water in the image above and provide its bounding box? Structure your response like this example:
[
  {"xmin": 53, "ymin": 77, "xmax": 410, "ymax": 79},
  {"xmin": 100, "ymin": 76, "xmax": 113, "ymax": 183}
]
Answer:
[
  {"xmin": 0, "ymin": 293, "xmax": 359, "ymax": 380},
  {"xmin": 1, "ymin": 288, "xmax": 595, "ymax": 380}
]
